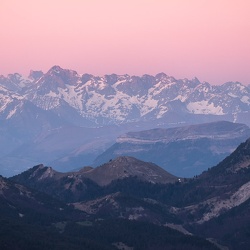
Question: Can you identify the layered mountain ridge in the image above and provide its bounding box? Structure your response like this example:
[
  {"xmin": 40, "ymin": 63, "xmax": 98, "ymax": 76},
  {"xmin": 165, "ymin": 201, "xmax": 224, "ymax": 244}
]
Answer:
[
  {"xmin": 1, "ymin": 65, "xmax": 250, "ymax": 177},
  {"xmin": 94, "ymin": 121, "xmax": 250, "ymax": 177},
  {"xmin": 7, "ymin": 137, "xmax": 250, "ymax": 249}
]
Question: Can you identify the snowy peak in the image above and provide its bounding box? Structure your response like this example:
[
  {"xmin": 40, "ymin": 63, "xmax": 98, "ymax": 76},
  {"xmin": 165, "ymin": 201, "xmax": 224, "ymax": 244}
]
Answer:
[
  {"xmin": 37, "ymin": 65, "xmax": 79, "ymax": 89},
  {"xmin": 0, "ymin": 73, "xmax": 31, "ymax": 92},
  {"xmin": 0, "ymin": 66, "xmax": 250, "ymax": 126},
  {"xmin": 46, "ymin": 65, "xmax": 79, "ymax": 84},
  {"xmin": 0, "ymin": 86, "xmax": 24, "ymax": 118}
]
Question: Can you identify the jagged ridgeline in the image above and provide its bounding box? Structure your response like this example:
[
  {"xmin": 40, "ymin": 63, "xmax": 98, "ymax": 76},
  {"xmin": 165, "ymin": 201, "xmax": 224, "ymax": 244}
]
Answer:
[{"xmin": 1, "ymin": 65, "xmax": 250, "ymax": 126}]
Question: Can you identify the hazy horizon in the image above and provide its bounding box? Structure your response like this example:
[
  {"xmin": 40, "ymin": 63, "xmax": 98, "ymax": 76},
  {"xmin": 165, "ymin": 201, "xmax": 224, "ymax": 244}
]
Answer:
[
  {"xmin": 2, "ymin": 65, "xmax": 250, "ymax": 87},
  {"xmin": 1, "ymin": 0, "xmax": 250, "ymax": 85}
]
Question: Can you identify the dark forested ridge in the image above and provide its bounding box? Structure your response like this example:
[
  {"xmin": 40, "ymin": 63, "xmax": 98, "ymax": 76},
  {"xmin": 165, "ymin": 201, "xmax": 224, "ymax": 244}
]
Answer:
[
  {"xmin": 0, "ymin": 175, "xmax": 218, "ymax": 250},
  {"xmin": 3, "ymin": 138, "xmax": 250, "ymax": 249}
]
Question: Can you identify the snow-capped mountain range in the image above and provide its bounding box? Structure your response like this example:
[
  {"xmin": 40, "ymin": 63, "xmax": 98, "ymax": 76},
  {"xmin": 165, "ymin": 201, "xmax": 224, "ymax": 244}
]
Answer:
[
  {"xmin": 0, "ymin": 65, "xmax": 250, "ymax": 176},
  {"xmin": 1, "ymin": 65, "xmax": 250, "ymax": 126}
]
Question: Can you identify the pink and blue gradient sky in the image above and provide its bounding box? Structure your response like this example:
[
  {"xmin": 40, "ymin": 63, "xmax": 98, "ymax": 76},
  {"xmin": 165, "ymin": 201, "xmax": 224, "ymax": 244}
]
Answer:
[{"xmin": 1, "ymin": 0, "xmax": 250, "ymax": 85}]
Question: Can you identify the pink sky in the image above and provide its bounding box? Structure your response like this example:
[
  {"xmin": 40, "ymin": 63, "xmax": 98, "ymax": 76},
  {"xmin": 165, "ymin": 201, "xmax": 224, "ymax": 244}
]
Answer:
[{"xmin": 1, "ymin": 0, "xmax": 250, "ymax": 85}]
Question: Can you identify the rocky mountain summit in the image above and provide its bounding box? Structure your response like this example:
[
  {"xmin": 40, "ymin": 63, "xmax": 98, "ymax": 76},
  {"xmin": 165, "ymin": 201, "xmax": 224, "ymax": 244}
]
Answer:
[
  {"xmin": 81, "ymin": 156, "xmax": 178, "ymax": 186},
  {"xmin": 11, "ymin": 156, "xmax": 178, "ymax": 202}
]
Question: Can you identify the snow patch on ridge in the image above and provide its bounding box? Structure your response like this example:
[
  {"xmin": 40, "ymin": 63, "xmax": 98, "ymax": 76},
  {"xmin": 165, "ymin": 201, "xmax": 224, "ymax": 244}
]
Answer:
[
  {"xmin": 59, "ymin": 85, "xmax": 83, "ymax": 111},
  {"xmin": 6, "ymin": 107, "xmax": 17, "ymax": 119},
  {"xmin": 187, "ymin": 101, "xmax": 224, "ymax": 115},
  {"xmin": 241, "ymin": 96, "xmax": 250, "ymax": 104}
]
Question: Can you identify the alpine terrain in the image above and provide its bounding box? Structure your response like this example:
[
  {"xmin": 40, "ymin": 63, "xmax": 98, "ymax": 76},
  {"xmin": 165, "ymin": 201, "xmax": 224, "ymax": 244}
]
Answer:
[{"xmin": 0, "ymin": 65, "xmax": 250, "ymax": 176}]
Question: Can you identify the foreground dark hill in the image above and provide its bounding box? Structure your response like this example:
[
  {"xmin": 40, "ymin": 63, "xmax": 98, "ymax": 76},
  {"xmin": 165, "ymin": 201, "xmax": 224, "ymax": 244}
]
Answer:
[
  {"xmin": 11, "ymin": 156, "xmax": 178, "ymax": 202},
  {"xmin": 94, "ymin": 121, "xmax": 250, "ymax": 177},
  {"xmin": 82, "ymin": 156, "xmax": 178, "ymax": 186},
  {"xmin": 78, "ymin": 138, "xmax": 250, "ymax": 249}
]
